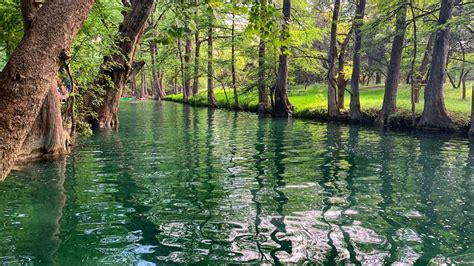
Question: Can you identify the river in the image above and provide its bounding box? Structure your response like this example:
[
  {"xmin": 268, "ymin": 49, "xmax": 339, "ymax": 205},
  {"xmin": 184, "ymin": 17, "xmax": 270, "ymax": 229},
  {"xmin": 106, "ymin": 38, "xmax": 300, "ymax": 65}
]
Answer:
[{"xmin": 0, "ymin": 101, "xmax": 472, "ymax": 264}]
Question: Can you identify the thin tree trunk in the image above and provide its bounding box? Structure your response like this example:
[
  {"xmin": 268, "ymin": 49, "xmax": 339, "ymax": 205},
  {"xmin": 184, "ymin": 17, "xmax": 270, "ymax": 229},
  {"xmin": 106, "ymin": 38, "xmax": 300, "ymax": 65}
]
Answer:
[
  {"xmin": 193, "ymin": 38, "xmax": 201, "ymax": 95},
  {"xmin": 140, "ymin": 70, "xmax": 146, "ymax": 98},
  {"xmin": 462, "ymin": 71, "xmax": 468, "ymax": 100},
  {"xmin": 231, "ymin": 11, "xmax": 240, "ymax": 109},
  {"xmin": 130, "ymin": 75, "xmax": 137, "ymax": 97},
  {"xmin": 460, "ymin": 41, "xmax": 467, "ymax": 99},
  {"xmin": 375, "ymin": 72, "xmax": 382, "ymax": 84},
  {"xmin": 272, "ymin": 0, "xmax": 292, "ymax": 117},
  {"xmin": 184, "ymin": 34, "xmax": 192, "ymax": 102},
  {"xmin": 257, "ymin": 0, "xmax": 268, "ymax": 113},
  {"xmin": 192, "ymin": 0, "xmax": 200, "ymax": 96},
  {"xmin": 409, "ymin": 0, "xmax": 417, "ymax": 127},
  {"xmin": 207, "ymin": 6, "xmax": 217, "ymax": 108},
  {"xmin": 336, "ymin": 26, "xmax": 353, "ymax": 110},
  {"xmin": 173, "ymin": 67, "xmax": 178, "ymax": 94},
  {"xmin": 414, "ymin": 32, "xmax": 436, "ymax": 103},
  {"xmin": 418, "ymin": 0, "xmax": 455, "ymax": 130},
  {"xmin": 95, "ymin": 0, "xmax": 155, "ymax": 128},
  {"xmin": 375, "ymin": 0, "xmax": 408, "ymax": 127},
  {"xmin": 177, "ymin": 37, "xmax": 185, "ymax": 97},
  {"xmin": 149, "ymin": 34, "xmax": 166, "ymax": 100},
  {"xmin": 349, "ymin": 0, "xmax": 366, "ymax": 121},
  {"xmin": 0, "ymin": 0, "xmax": 94, "ymax": 181},
  {"xmin": 447, "ymin": 71, "xmax": 459, "ymax": 88},
  {"xmin": 327, "ymin": 0, "xmax": 341, "ymax": 118}
]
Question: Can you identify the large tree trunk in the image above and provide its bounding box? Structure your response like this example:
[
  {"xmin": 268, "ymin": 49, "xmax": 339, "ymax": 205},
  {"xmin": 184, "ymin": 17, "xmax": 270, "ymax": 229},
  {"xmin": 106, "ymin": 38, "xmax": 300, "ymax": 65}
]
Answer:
[
  {"xmin": 257, "ymin": 0, "xmax": 269, "ymax": 113},
  {"xmin": 418, "ymin": 0, "xmax": 455, "ymax": 130},
  {"xmin": 18, "ymin": 84, "xmax": 70, "ymax": 161},
  {"xmin": 183, "ymin": 34, "xmax": 193, "ymax": 102},
  {"xmin": 231, "ymin": 12, "xmax": 240, "ymax": 109},
  {"xmin": 375, "ymin": 0, "xmax": 408, "ymax": 127},
  {"xmin": 207, "ymin": 7, "xmax": 217, "ymax": 108},
  {"xmin": 19, "ymin": 0, "xmax": 71, "ymax": 160},
  {"xmin": 327, "ymin": 0, "xmax": 341, "ymax": 118},
  {"xmin": 349, "ymin": 0, "xmax": 366, "ymax": 121},
  {"xmin": 95, "ymin": 0, "xmax": 155, "ymax": 128},
  {"xmin": 272, "ymin": 0, "xmax": 292, "ymax": 117},
  {"xmin": 0, "ymin": 0, "xmax": 94, "ymax": 181}
]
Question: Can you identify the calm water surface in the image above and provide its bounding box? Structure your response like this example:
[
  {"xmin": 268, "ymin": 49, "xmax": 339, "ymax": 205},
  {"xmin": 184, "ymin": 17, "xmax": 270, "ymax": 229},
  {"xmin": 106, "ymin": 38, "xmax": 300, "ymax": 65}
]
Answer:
[{"xmin": 0, "ymin": 101, "xmax": 472, "ymax": 264}]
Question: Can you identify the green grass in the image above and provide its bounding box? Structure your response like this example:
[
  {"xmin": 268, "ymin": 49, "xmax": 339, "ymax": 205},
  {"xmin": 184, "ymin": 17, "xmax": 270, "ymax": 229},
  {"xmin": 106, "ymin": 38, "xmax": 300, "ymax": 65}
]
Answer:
[{"xmin": 165, "ymin": 82, "xmax": 474, "ymax": 128}]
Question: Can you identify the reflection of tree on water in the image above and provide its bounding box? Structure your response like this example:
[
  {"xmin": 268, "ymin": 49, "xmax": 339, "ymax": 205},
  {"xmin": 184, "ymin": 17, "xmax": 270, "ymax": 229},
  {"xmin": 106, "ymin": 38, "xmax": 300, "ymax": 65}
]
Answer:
[
  {"xmin": 376, "ymin": 133, "xmax": 400, "ymax": 264},
  {"xmin": 343, "ymin": 126, "xmax": 361, "ymax": 264},
  {"xmin": 200, "ymin": 108, "xmax": 217, "ymax": 259},
  {"xmin": 0, "ymin": 159, "xmax": 66, "ymax": 264},
  {"xmin": 414, "ymin": 135, "xmax": 456, "ymax": 264},
  {"xmin": 250, "ymin": 118, "xmax": 269, "ymax": 262},
  {"xmin": 180, "ymin": 104, "xmax": 205, "ymax": 255},
  {"xmin": 269, "ymin": 119, "xmax": 291, "ymax": 264},
  {"xmin": 460, "ymin": 142, "xmax": 473, "ymax": 254},
  {"xmin": 319, "ymin": 122, "xmax": 347, "ymax": 264}
]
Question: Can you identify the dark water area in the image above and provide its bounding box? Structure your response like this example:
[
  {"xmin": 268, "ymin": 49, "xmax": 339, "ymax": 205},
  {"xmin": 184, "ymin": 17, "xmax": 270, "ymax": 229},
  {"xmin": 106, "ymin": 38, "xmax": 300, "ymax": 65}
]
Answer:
[{"xmin": 0, "ymin": 101, "xmax": 472, "ymax": 264}]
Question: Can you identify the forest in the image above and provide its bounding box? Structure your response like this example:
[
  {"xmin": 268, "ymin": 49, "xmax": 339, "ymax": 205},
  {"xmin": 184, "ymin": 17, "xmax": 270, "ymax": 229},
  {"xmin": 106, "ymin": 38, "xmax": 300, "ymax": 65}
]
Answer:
[
  {"xmin": 0, "ymin": 0, "xmax": 473, "ymax": 264},
  {"xmin": 0, "ymin": 0, "xmax": 472, "ymax": 179}
]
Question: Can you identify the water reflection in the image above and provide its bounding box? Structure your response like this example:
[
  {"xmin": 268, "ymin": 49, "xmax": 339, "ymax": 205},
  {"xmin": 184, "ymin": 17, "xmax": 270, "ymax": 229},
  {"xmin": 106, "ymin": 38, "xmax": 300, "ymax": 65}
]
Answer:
[
  {"xmin": 0, "ymin": 101, "xmax": 472, "ymax": 264},
  {"xmin": 0, "ymin": 159, "xmax": 66, "ymax": 264}
]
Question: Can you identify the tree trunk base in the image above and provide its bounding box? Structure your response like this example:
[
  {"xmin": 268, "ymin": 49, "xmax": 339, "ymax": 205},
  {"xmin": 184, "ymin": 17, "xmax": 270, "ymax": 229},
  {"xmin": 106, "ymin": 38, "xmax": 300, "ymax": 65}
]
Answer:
[
  {"xmin": 417, "ymin": 112, "xmax": 455, "ymax": 131},
  {"xmin": 17, "ymin": 85, "xmax": 71, "ymax": 163},
  {"xmin": 349, "ymin": 109, "xmax": 362, "ymax": 122}
]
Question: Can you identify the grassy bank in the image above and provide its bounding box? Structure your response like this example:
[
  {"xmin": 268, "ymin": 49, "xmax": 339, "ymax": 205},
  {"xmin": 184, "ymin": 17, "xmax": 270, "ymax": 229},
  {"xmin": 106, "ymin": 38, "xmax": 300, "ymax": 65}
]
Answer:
[{"xmin": 164, "ymin": 83, "xmax": 473, "ymax": 131}]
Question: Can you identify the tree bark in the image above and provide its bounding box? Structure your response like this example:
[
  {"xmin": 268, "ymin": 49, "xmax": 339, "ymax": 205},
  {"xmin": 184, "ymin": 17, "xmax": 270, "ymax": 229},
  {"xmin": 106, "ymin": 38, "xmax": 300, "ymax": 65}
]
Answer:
[
  {"xmin": 0, "ymin": 0, "xmax": 94, "ymax": 181},
  {"xmin": 272, "ymin": 0, "xmax": 292, "ymax": 117},
  {"xmin": 18, "ymin": 83, "xmax": 69, "ymax": 161},
  {"xmin": 327, "ymin": 0, "xmax": 341, "ymax": 118},
  {"xmin": 20, "ymin": 0, "xmax": 43, "ymax": 31},
  {"xmin": 349, "ymin": 0, "xmax": 366, "ymax": 121},
  {"xmin": 418, "ymin": 0, "xmax": 455, "ymax": 130},
  {"xmin": 95, "ymin": 0, "xmax": 155, "ymax": 128},
  {"xmin": 19, "ymin": 0, "xmax": 71, "ymax": 160},
  {"xmin": 207, "ymin": 6, "xmax": 217, "ymax": 108},
  {"xmin": 375, "ymin": 0, "xmax": 408, "ymax": 127},
  {"xmin": 257, "ymin": 0, "xmax": 269, "ymax": 113}
]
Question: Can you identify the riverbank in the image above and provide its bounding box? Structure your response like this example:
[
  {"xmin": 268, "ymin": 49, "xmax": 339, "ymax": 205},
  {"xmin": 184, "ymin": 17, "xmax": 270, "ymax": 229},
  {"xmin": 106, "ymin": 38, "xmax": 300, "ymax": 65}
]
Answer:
[{"xmin": 164, "ymin": 83, "xmax": 473, "ymax": 134}]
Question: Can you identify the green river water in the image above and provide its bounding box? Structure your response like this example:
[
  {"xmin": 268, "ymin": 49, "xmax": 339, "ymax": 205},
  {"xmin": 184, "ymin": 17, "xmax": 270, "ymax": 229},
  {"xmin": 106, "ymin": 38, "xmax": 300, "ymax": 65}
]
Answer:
[{"xmin": 0, "ymin": 101, "xmax": 472, "ymax": 265}]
